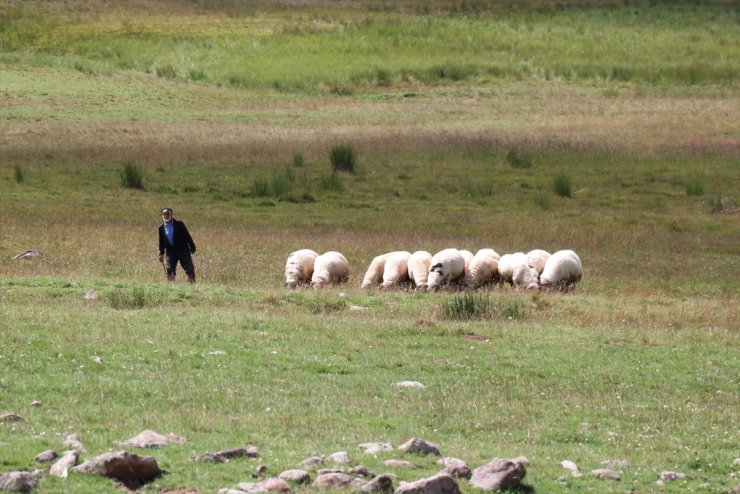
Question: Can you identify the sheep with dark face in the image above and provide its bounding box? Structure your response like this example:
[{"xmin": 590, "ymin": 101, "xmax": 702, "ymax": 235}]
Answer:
[
  {"xmin": 427, "ymin": 248, "xmax": 465, "ymax": 292},
  {"xmin": 408, "ymin": 250, "xmax": 433, "ymax": 290},
  {"xmin": 463, "ymin": 248, "xmax": 501, "ymax": 288},
  {"xmin": 284, "ymin": 249, "xmax": 319, "ymax": 288},
  {"xmin": 540, "ymin": 249, "xmax": 583, "ymax": 292},
  {"xmin": 311, "ymin": 251, "xmax": 350, "ymax": 288}
]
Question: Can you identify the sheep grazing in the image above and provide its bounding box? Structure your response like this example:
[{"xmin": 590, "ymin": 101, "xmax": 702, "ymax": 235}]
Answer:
[
  {"xmin": 361, "ymin": 253, "xmax": 391, "ymax": 289},
  {"xmin": 381, "ymin": 251, "xmax": 412, "ymax": 289},
  {"xmin": 459, "ymin": 249, "xmax": 474, "ymax": 275},
  {"xmin": 311, "ymin": 251, "xmax": 350, "ymax": 288},
  {"xmin": 540, "ymin": 249, "xmax": 583, "ymax": 292},
  {"xmin": 526, "ymin": 249, "xmax": 551, "ymax": 277},
  {"xmin": 284, "ymin": 249, "xmax": 319, "ymax": 288},
  {"xmin": 463, "ymin": 248, "xmax": 501, "ymax": 288},
  {"xmin": 408, "ymin": 250, "xmax": 433, "ymax": 290},
  {"xmin": 499, "ymin": 252, "xmax": 539, "ymax": 290},
  {"xmin": 427, "ymin": 248, "xmax": 465, "ymax": 292}
]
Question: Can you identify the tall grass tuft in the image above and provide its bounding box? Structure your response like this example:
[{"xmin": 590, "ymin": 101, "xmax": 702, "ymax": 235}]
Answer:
[
  {"xmin": 685, "ymin": 177, "xmax": 705, "ymax": 196},
  {"xmin": 292, "ymin": 152, "xmax": 304, "ymax": 168},
  {"xmin": 534, "ymin": 193, "xmax": 551, "ymax": 210},
  {"xmin": 319, "ymin": 172, "xmax": 345, "ymax": 192},
  {"xmin": 554, "ymin": 172, "xmax": 572, "ymax": 198},
  {"xmin": 707, "ymin": 194, "xmax": 737, "ymax": 214},
  {"xmin": 13, "ymin": 165, "xmax": 24, "ymax": 183},
  {"xmin": 120, "ymin": 161, "xmax": 145, "ymax": 190},
  {"xmin": 107, "ymin": 286, "xmax": 165, "ymax": 309},
  {"xmin": 506, "ymin": 149, "xmax": 533, "ymax": 169},
  {"xmin": 330, "ymin": 145, "xmax": 357, "ymax": 174},
  {"xmin": 441, "ymin": 293, "xmax": 528, "ymax": 321}
]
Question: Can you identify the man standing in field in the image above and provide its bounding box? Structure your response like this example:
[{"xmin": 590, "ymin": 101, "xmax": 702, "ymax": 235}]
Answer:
[{"xmin": 158, "ymin": 207, "xmax": 197, "ymax": 283}]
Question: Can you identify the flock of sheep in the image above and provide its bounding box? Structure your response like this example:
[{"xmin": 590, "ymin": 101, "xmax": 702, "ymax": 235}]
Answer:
[{"xmin": 284, "ymin": 248, "xmax": 583, "ymax": 292}]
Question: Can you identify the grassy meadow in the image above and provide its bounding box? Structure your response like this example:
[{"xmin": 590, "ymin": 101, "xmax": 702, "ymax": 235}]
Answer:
[{"xmin": 1, "ymin": 1, "xmax": 738, "ymax": 493}]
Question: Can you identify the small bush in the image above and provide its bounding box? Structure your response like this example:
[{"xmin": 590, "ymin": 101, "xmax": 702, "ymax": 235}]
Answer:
[
  {"xmin": 554, "ymin": 172, "xmax": 572, "ymax": 198},
  {"xmin": 319, "ymin": 172, "xmax": 344, "ymax": 192},
  {"xmin": 441, "ymin": 293, "xmax": 529, "ymax": 321},
  {"xmin": 506, "ymin": 149, "xmax": 533, "ymax": 169},
  {"xmin": 120, "ymin": 161, "xmax": 145, "ymax": 190},
  {"xmin": 155, "ymin": 64, "xmax": 178, "ymax": 79},
  {"xmin": 330, "ymin": 145, "xmax": 357, "ymax": 174},
  {"xmin": 685, "ymin": 178, "xmax": 705, "ymax": 196},
  {"xmin": 107, "ymin": 286, "xmax": 165, "ymax": 310},
  {"xmin": 707, "ymin": 194, "xmax": 737, "ymax": 214},
  {"xmin": 13, "ymin": 165, "xmax": 24, "ymax": 183},
  {"xmin": 534, "ymin": 193, "xmax": 551, "ymax": 210},
  {"xmin": 292, "ymin": 152, "xmax": 304, "ymax": 168}
]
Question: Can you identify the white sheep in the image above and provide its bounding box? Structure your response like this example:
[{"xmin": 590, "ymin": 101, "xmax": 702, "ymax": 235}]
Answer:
[
  {"xmin": 284, "ymin": 249, "xmax": 319, "ymax": 288},
  {"xmin": 408, "ymin": 250, "xmax": 433, "ymax": 290},
  {"xmin": 540, "ymin": 249, "xmax": 583, "ymax": 292},
  {"xmin": 459, "ymin": 249, "xmax": 474, "ymax": 275},
  {"xmin": 499, "ymin": 252, "xmax": 539, "ymax": 290},
  {"xmin": 526, "ymin": 249, "xmax": 551, "ymax": 277},
  {"xmin": 311, "ymin": 251, "xmax": 350, "ymax": 288},
  {"xmin": 361, "ymin": 253, "xmax": 391, "ymax": 289},
  {"xmin": 381, "ymin": 251, "xmax": 412, "ymax": 289},
  {"xmin": 463, "ymin": 248, "xmax": 501, "ymax": 288},
  {"xmin": 427, "ymin": 248, "xmax": 465, "ymax": 292}
]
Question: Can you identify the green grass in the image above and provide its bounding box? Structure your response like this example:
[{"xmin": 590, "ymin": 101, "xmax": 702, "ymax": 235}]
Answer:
[{"xmin": 0, "ymin": 2, "xmax": 738, "ymax": 493}]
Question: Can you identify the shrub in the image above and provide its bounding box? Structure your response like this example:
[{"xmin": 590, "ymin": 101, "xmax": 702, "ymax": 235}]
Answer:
[
  {"xmin": 441, "ymin": 293, "xmax": 528, "ymax": 321},
  {"xmin": 330, "ymin": 145, "xmax": 357, "ymax": 174},
  {"xmin": 155, "ymin": 64, "xmax": 178, "ymax": 79},
  {"xmin": 120, "ymin": 161, "xmax": 145, "ymax": 189},
  {"xmin": 292, "ymin": 152, "xmax": 304, "ymax": 168},
  {"xmin": 319, "ymin": 172, "xmax": 344, "ymax": 192},
  {"xmin": 534, "ymin": 193, "xmax": 551, "ymax": 210},
  {"xmin": 685, "ymin": 177, "xmax": 705, "ymax": 196},
  {"xmin": 554, "ymin": 172, "xmax": 572, "ymax": 198},
  {"xmin": 13, "ymin": 165, "xmax": 24, "ymax": 183},
  {"xmin": 506, "ymin": 149, "xmax": 533, "ymax": 169},
  {"xmin": 107, "ymin": 286, "xmax": 165, "ymax": 309}
]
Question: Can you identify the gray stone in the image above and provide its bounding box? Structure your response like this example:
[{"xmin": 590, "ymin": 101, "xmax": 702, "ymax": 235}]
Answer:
[
  {"xmin": 73, "ymin": 450, "xmax": 161, "ymax": 488},
  {"xmin": 196, "ymin": 446, "xmax": 259, "ymax": 463},
  {"xmin": 218, "ymin": 489, "xmax": 249, "ymax": 494},
  {"xmin": 351, "ymin": 465, "xmax": 375, "ymax": 478},
  {"xmin": 359, "ymin": 443, "xmax": 393, "ymax": 455},
  {"xmin": 63, "ymin": 434, "xmax": 86, "ymax": 452},
  {"xmin": 730, "ymin": 484, "xmax": 740, "ymax": 494},
  {"xmin": 395, "ymin": 381, "xmax": 426, "ymax": 389},
  {"xmin": 0, "ymin": 413, "xmax": 25, "ymax": 423},
  {"xmin": 470, "ymin": 459, "xmax": 526, "ymax": 491},
  {"xmin": 0, "ymin": 471, "xmax": 38, "ymax": 492},
  {"xmin": 299, "ymin": 456, "xmax": 324, "ymax": 468},
  {"xmin": 317, "ymin": 469, "xmax": 345, "ymax": 476},
  {"xmin": 312, "ymin": 473, "xmax": 360, "ymax": 489},
  {"xmin": 49, "ymin": 450, "xmax": 79, "ymax": 478},
  {"xmin": 659, "ymin": 471, "xmax": 686, "ymax": 481},
  {"xmin": 360, "ymin": 473, "xmax": 394, "ymax": 493},
  {"xmin": 257, "ymin": 477, "xmax": 292, "ymax": 492},
  {"xmin": 437, "ymin": 458, "xmax": 471, "ymax": 479},
  {"xmin": 11, "ymin": 251, "xmax": 41, "ymax": 261},
  {"xmin": 393, "ymin": 473, "xmax": 460, "ymax": 494},
  {"xmin": 560, "ymin": 460, "xmax": 581, "ymax": 477},
  {"xmin": 278, "ymin": 470, "xmax": 310, "ymax": 484},
  {"xmin": 591, "ymin": 469, "xmax": 620, "ymax": 481},
  {"xmin": 34, "ymin": 450, "xmax": 58, "ymax": 464},
  {"xmin": 601, "ymin": 459, "xmax": 629, "ymax": 470},
  {"xmin": 398, "ymin": 438, "xmax": 440, "ymax": 456},
  {"xmin": 384, "ymin": 460, "xmax": 417, "ymax": 469},
  {"xmin": 236, "ymin": 483, "xmax": 269, "ymax": 494},
  {"xmin": 119, "ymin": 430, "xmax": 185, "ymax": 448},
  {"xmin": 327, "ymin": 451, "xmax": 349, "ymax": 465}
]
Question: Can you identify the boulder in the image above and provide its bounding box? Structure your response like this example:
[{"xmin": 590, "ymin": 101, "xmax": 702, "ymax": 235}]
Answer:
[
  {"xmin": 437, "ymin": 458, "xmax": 471, "ymax": 479},
  {"xmin": 278, "ymin": 470, "xmax": 310, "ymax": 484},
  {"xmin": 49, "ymin": 450, "xmax": 79, "ymax": 478},
  {"xmin": 393, "ymin": 473, "xmax": 460, "ymax": 494},
  {"xmin": 119, "ymin": 430, "xmax": 185, "ymax": 448},
  {"xmin": 360, "ymin": 473, "xmax": 394, "ymax": 493},
  {"xmin": 0, "ymin": 472, "xmax": 38, "ymax": 492},
  {"xmin": 359, "ymin": 443, "xmax": 393, "ymax": 455},
  {"xmin": 72, "ymin": 451, "xmax": 161, "ymax": 488},
  {"xmin": 591, "ymin": 469, "xmax": 620, "ymax": 481},
  {"xmin": 470, "ymin": 459, "xmax": 526, "ymax": 491},
  {"xmin": 312, "ymin": 473, "xmax": 358, "ymax": 489},
  {"xmin": 34, "ymin": 450, "xmax": 58, "ymax": 464},
  {"xmin": 398, "ymin": 438, "xmax": 440, "ymax": 456}
]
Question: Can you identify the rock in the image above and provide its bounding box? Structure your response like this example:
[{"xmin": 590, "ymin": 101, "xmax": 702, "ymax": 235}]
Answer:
[
  {"xmin": 278, "ymin": 470, "xmax": 310, "ymax": 484},
  {"xmin": 317, "ymin": 469, "xmax": 345, "ymax": 476},
  {"xmin": 197, "ymin": 446, "xmax": 259, "ymax": 462},
  {"xmin": 49, "ymin": 450, "xmax": 80, "ymax": 478},
  {"xmin": 437, "ymin": 458, "xmax": 471, "ymax": 479},
  {"xmin": 395, "ymin": 381, "xmax": 426, "ymax": 389},
  {"xmin": 218, "ymin": 489, "xmax": 249, "ymax": 494},
  {"xmin": 359, "ymin": 443, "xmax": 393, "ymax": 455},
  {"xmin": 236, "ymin": 483, "xmax": 269, "ymax": 494},
  {"xmin": 659, "ymin": 471, "xmax": 686, "ymax": 481},
  {"xmin": 119, "ymin": 430, "xmax": 185, "ymax": 448},
  {"xmin": 194, "ymin": 452, "xmax": 226, "ymax": 463},
  {"xmin": 0, "ymin": 471, "xmax": 39, "ymax": 492},
  {"xmin": 384, "ymin": 460, "xmax": 417, "ymax": 469},
  {"xmin": 470, "ymin": 459, "xmax": 526, "ymax": 491},
  {"xmin": 63, "ymin": 433, "xmax": 86, "ymax": 452},
  {"xmin": 312, "ymin": 472, "xmax": 359, "ymax": 489},
  {"xmin": 350, "ymin": 465, "xmax": 375, "ymax": 478},
  {"xmin": 591, "ymin": 469, "xmax": 620, "ymax": 480},
  {"xmin": 393, "ymin": 473, "xmax": 460, "ymax": 494},
  {"xmin": 0, "ymin": 413, "xmax": 26, "ymax": 423},
  {"xmin": 34, "ymin": 450, "xmax": 58, "ymax": 463},
  {"xmin": 360, "ymin": 473, "xmax": 394, "ymax": 493},
  {"xmin": 72, "ymin": 451, "xmax": 162, "ymax": 488},
  {"xmin": 30, "ymin": 401, "xmax": 42, "ymax": 408},
  {"xmin": 327, "ymin": 451, "xmax": 349, "ymax": 465},
  {"xmin": 398, "ymin": 438, "xmax": 440, "ymax": 456},
  {"xmin": 91, "ymin": 356, "xmax": 103, "ymax": 365},
  {"xmin": 255, "ymin": 477, "xmax": 292, "ymax": 492},
  {"xmin": 730, "ymin": 484, "xmax": 740, "ymax": 494},
  {"xmin": 299, "ymin": 456, "xmax": 324, "ymax": 468},
  {"xmin": 82, "ymin": 290, "xmax": 98, "ymax": 300},
  {"xmin": 556, "ymin": 475, "xmax": 567, "ymax": 483},
  {"xmin": 255, "ymin": 464, "xmax": 269, "ymax": 477},
  {"xmin": 350, "ymin": 305, "xmax": 369, "ymax": 311},
  {"xmin": 11, "ymin": 250, "xmax": 41, "ymax": 261},
  {"xmin": 560, "ymin": 460, "xmax": 581, "ymax": 477},
  {"xmin": 733, "ymin": 458, "xmax": 740, "ymax": 466},
  {"xmin": 601, "ymin": 459, "xmax": 629, "ymax": 469}
]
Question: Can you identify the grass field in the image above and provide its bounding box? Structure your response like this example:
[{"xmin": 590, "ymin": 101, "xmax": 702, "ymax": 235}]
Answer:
[{"xmin": 1, "ymin": 1, "xmax": 738, "ymax": 493}]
